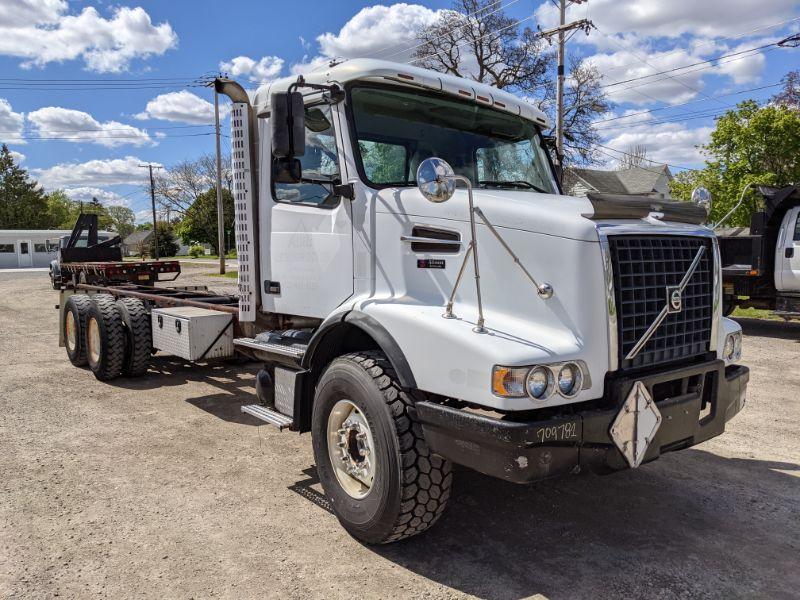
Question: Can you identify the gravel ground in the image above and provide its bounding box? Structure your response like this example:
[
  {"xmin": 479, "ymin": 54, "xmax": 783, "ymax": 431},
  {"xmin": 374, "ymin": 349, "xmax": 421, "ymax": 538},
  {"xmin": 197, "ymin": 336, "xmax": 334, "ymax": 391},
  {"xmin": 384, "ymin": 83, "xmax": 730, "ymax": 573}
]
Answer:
[{"xmin": 1, "ymin": 268, "xmax": 799, "ymax": 600}]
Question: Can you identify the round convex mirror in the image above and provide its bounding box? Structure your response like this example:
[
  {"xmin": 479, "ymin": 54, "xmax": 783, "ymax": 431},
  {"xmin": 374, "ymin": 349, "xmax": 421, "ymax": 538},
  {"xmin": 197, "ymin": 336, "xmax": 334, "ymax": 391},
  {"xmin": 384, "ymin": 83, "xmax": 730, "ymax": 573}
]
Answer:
[
  {"xmin": 691, "ymin": 186, "xmax": 712, "ymax": 214},
  {"xmin": 416, "ymin": 157, "xmax": 457, "ymax": 203}
]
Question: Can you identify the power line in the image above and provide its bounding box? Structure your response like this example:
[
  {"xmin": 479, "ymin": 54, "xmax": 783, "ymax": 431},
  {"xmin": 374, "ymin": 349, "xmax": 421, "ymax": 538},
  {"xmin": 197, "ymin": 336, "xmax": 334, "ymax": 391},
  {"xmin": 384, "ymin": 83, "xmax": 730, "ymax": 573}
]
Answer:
[
  {"xmin": 1, "ymin": 132, "xmax": 215, "ymax": 142},
  {"xmin": 0, "ymin": 124, "xmax": 214, "ymax": 135},
  {"xmin": 597, "ymin": 16, "xmax": 800, "ymax": 77},
  {"xmin": 408, "ymin": 12, "xmax": 537, "ymax": 65},
  {"xmin": 593, "ymin": 82, "xmax": 782, "ymax": 125},
  {"xmin": 608, "ymin": 46, "xmax": 781, "ymax": 97},
  {"xmin": 380, "ymin": 0, "xmax": 523, "ymax": 60},
  {"xmin": 599, "ymin": 41, "xmax": 778, "ymax": 89},
  {"xmin": 592, "ymin": 143, "xmax": 695, "ymax": 171}
]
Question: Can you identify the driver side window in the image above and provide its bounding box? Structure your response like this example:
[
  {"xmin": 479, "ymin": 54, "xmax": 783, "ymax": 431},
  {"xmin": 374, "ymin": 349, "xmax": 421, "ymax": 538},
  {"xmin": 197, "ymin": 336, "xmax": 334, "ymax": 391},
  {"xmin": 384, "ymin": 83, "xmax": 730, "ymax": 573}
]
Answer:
[
  {"xmin": 793, "ymin": 211, "xmax": 800, "ymax": 242},
  {"xmin": 273, "ymin": 104, "xmax": 340, "ymax": 207}
]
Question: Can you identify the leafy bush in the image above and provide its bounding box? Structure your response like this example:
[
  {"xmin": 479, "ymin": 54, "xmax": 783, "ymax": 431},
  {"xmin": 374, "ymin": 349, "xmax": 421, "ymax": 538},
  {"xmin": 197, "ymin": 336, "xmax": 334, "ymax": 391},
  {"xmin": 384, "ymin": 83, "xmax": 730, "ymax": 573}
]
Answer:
[{"xmin": 188, "ymin": 245, "xmax": 204, "ymax": 258}]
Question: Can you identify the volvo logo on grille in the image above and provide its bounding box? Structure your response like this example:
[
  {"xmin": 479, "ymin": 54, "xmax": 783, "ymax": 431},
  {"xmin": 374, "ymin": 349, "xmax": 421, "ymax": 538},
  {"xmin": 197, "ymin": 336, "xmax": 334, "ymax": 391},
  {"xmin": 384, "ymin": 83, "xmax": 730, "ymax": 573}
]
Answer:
[
  {"xmin": 668, "ymin": 286, "xmax": 682, "ymax": 313},
  {"xmin": 624, "ymin": 245, "xmax": 707, "ymax": 361}
]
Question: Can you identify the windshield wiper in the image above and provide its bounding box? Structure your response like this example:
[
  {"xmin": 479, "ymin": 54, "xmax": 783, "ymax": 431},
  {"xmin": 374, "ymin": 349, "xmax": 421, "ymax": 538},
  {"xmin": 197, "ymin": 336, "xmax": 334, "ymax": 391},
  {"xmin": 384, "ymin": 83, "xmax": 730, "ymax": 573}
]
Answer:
[{"xmin": 478, "ymin": 180, "xmax": 548, "ymax": 194}]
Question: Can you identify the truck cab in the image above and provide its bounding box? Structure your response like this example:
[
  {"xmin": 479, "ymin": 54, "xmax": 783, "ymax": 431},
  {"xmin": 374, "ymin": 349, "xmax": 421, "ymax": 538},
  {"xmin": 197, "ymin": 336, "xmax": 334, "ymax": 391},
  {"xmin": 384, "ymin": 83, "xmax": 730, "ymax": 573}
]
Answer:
[
  {"xmin": 718, "ymin": 184, "xmax": 800, "ymax": 318},
  {"xmin": 214, "ymin": 59, "xmax": 749, "ymax": 542},
  {"xmin": 58, "ymin": 59, "xmax": 748, "ymax": 545}
]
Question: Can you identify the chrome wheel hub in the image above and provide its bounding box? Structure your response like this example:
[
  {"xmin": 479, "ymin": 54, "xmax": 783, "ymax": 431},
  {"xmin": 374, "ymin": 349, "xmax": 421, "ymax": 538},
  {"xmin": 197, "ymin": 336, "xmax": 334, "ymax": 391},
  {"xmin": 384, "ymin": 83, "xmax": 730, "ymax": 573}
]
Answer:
[
  {"xmin": 327, "ymin": 400, "xmax": 375, "ymax": 499},
  {"xmin": 65, "ymin": 312, "xmax": 77, "ymax": 352},
  {"xmin": 87, "ymin": 317, "xmax": 101, "ymax": 365}
]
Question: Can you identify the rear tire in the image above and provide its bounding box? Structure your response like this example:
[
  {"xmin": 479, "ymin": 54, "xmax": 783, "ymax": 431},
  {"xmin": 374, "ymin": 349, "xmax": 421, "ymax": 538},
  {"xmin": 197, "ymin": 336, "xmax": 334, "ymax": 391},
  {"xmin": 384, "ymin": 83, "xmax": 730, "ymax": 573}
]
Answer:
[
  {"xmin": 311, "ymin": 351, "xmax": 452, "ymax": 544},
  {"xmin": 116, "ymin": 297, "xmax": 151, "ymax": 377},
  {"xmin": 63, "ymin": 294, "xmax": 93, "ymax": 367},
  {"xmin": 85, "ymin": 294, "xmax": 126, "ymax": 381}
]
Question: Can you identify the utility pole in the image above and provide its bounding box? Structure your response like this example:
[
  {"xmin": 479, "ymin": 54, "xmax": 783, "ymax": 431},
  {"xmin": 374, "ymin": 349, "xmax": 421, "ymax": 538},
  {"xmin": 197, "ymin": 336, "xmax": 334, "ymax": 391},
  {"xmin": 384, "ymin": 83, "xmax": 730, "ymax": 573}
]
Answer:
[
  {"xmin": 556, "ymin": 0, "xmax": 566, "ymax": 169},
  {"xmin": 139, "ymin": 163, "xmax": 163, "ymax": 259},
  {"xmin": 540, "ymin": 2, "xmax": 592, "ymax": 169},
  {"xmin": 212, "ymin": 80, "xmax": 226, "ymax": 275}
]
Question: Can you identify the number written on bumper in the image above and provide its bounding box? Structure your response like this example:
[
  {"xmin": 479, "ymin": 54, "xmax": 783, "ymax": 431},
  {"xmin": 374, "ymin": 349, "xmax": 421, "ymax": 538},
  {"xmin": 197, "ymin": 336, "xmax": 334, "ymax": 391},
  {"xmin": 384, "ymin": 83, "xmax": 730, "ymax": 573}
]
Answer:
[{"xmin": 534, "ymin": 421, "xmax": 579, "ymax": 444}]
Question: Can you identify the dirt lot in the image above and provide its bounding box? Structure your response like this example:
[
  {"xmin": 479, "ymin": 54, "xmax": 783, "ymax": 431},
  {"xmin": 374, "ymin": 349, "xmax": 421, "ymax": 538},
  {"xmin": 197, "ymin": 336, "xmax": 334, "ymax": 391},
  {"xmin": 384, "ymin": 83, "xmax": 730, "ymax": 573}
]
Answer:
[{"xmin": 1, "ymin": 267, "xmax": 799, "ymax": 599}]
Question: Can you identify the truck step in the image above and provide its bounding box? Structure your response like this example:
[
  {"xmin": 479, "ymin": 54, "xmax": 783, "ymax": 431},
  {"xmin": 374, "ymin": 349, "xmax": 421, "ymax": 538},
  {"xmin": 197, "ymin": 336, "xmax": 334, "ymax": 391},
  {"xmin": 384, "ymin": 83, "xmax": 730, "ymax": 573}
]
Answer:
[
  {"xmin": 233, "ymin": 337, "xmax": 307, "ymax": 360},
  {"xmin": 241, "ymin": 404, "xmax": 293, "ymax": 430}
]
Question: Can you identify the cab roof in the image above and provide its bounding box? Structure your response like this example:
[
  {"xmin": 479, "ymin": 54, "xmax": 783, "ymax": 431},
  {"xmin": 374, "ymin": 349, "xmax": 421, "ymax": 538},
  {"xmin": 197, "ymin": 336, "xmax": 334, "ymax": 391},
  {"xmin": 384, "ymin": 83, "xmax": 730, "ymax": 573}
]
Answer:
[{"xmin": 252, "ymin": 58, "xmax": 551, "ymax": 129}]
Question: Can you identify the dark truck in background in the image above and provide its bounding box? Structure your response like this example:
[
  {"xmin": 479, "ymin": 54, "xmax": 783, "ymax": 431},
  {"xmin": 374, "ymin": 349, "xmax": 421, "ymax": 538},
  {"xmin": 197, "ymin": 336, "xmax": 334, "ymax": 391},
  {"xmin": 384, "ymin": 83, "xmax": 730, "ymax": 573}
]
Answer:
[{"xmin": 717, "ymin": 184, "xmax": 800, "ymax": 319}]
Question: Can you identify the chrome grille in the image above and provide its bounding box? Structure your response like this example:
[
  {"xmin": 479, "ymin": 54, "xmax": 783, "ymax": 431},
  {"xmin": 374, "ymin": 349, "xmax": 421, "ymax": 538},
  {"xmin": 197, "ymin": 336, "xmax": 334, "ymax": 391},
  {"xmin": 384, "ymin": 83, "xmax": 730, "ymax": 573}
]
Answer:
[{"xmin": 609, "ymin": 235, "xmax": 713, "ymax": 370}]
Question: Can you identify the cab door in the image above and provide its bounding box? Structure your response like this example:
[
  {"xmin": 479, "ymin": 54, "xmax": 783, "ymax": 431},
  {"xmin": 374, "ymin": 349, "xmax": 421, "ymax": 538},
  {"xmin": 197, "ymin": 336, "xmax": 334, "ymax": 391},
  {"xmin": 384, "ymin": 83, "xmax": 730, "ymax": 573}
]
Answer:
[
  {"xmin": 263, "ymin": 103, "xmax": 353, "ymax": 318},
  {"xmin": 776, "ymin": 207, "xmax": 800, "ymax": 292}
]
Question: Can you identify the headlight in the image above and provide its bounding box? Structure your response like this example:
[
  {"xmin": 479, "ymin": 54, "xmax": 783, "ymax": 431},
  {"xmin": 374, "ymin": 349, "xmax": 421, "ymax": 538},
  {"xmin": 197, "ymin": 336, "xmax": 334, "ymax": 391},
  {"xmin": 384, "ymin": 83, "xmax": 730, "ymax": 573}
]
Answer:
[
  {"xmin": 723, "ymin": 331, "xmax": 742, "ymax": 362},
  {"xmin": 557, "ymin": 363, "xmax": 582, "ymax": 398},
  {"xmin": 723, "ymin": 335, "xmax": 735, "ymax": 359},
  {"xmin": 492, "ymin": 362, "xmax": 589, "ymax": 400},
  {"xmin": 526, "ymin": 366, "xmax": 554, "ymax": 399}
]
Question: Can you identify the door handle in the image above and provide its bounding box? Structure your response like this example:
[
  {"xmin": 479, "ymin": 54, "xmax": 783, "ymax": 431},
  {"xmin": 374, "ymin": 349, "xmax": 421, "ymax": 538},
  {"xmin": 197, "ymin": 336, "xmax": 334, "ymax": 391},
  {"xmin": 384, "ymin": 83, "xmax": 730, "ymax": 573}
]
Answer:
[
  {"xmin": 400, "ymin": 235, "xmax": 462, "ymax": 246},
  {"xmin": 787, "ymin": 247, "xmax": 795, "ymax": 259}
]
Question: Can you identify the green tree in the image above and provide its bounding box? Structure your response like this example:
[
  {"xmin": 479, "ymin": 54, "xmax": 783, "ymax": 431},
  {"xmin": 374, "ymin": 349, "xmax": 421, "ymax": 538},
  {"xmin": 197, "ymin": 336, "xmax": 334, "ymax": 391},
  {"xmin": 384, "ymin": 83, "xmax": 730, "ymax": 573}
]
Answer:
[
  {"xmin": 670, "ymin": 100, "xmax": 800, "ymax": 226},
  {"xmin": 176, "ymin": 187, "xmax": 234, "ymax": 254},
  {"xmin": 149, "ymin": 221, "xmax": 179, "ymax": 258},
  {"xmin": 0, "ymin": 144, "xmax": 50, "ymax": 228},
  {"xmin": 44, "ymin": 190, "xmax": 75, "ymax": 228},
  {"xmin": 107, "ymin": 205, "xmax": 135, "ymax": 239}
]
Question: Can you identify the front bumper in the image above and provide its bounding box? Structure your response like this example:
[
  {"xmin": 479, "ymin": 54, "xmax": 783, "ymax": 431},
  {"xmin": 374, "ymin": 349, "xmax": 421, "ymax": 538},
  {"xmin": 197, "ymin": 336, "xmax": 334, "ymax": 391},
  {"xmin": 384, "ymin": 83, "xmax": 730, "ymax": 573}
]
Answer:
[{"xmin": 417, "ymin": 359, "xmax": 749, "ymax": 484}]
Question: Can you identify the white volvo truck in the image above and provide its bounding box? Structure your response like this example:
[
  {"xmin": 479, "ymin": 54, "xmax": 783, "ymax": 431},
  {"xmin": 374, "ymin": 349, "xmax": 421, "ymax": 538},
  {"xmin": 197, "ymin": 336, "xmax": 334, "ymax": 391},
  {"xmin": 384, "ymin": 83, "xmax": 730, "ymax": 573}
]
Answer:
[{"xmin": 57, "ymin": 59, "xmax": 749, "ymax": 544}]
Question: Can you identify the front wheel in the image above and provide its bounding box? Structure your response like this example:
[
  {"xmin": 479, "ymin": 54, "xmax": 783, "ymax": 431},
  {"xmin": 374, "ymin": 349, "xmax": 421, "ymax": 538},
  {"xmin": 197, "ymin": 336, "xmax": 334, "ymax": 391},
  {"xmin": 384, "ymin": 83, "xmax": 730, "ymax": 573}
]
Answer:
[{"xmin": 311, "ymin": 351, "xmax": 452, "ymax": 544}]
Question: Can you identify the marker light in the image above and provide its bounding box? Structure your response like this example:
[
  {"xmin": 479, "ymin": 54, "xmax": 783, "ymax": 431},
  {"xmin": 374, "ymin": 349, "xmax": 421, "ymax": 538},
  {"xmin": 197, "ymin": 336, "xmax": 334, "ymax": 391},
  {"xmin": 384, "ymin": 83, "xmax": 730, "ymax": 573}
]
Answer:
[{"xmin": 491, "ymin": 366, "xmax": 527, "ymax": 398}]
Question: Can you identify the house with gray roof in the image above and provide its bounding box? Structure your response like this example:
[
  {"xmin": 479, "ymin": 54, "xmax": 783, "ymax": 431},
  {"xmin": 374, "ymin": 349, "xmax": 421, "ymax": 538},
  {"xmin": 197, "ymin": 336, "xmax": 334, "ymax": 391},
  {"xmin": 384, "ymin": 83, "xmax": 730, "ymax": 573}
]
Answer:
[{"xmin": 564, "ymin": 164, "xmax": 673, "ymax": 199}]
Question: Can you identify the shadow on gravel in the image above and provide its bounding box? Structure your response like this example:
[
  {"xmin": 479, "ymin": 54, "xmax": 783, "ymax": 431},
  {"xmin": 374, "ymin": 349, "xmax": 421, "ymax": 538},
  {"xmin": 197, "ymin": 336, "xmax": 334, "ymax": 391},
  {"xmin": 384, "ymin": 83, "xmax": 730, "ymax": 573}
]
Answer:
[
  {"xmin": 112, "ymin": 356, "xmax": 264, "ymax": 425},
  {"xmin": 737, "ymin": 317, "xmax": 800, "ymax": 341},
  {"xmin": 353, "ymin": 452, "xmax": 800, "ymax": 599}
]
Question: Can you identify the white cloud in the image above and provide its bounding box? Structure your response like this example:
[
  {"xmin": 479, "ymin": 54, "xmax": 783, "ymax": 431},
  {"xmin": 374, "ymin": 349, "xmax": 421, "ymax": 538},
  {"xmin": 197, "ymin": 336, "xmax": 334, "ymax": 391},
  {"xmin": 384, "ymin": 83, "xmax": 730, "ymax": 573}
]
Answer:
[
  {"xmin": 0, "ymin": 98, "xmax": 25, "ymax": 144},
  {"xmin": 10, "ymin": 150, "xmax": 25, "ymax": 163},
  {"xmin": 288, "ymin": 3, "xmax": 443, "ymax": 75},
  {"xmin": 63, "ymin": 186, "xmax": 129, "ymax": 206},
  {"xmin": 587, "ymin": 47, "xmax": 712, "ymax": 106},
  {"xmin": 136, "ymin": 90, "xmax": 223, "ymax": 124},
  {"xmin": 535, "ymin": 0, "xmax": 800, "ymax": 39},
  {"xmin": 33, "ymin": 156, "xmax": 158, "ymax": 189},
  {"xmin": 220, "ymin": 55, "xmax": 284, "ymax": 84},
  {"xmin": 28, "ymin": 106, "xmax": 151, "ymax": 147},
  {"xmin": 715, "ymin": 42, "xmax": 768, "ymax": 85},
  {"xmin": 0, "ymin": 0, "xmax": 64, "ymax": 27},
  {"xmin": 0, "ymin": 3, "xmax": 177, "ymax": 72},
  {"xmin": 316, "ymin": 3, "xmax": 441, "ymax": 61},
  {"xmin": 603, "ymin": 122, "xmax": 713, "ymax": 168}
]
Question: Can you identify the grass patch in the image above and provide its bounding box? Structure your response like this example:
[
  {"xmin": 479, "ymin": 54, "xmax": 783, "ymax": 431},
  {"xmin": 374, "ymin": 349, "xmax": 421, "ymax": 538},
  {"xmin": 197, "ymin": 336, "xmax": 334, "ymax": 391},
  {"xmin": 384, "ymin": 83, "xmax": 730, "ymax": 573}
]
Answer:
[
  {"xmin": 731, "ymin": 306, "xmax": 780, "ymax": 321},
  {"xmin": 207, "ymin": 270, "xmax": 238, "ymax": 279}
]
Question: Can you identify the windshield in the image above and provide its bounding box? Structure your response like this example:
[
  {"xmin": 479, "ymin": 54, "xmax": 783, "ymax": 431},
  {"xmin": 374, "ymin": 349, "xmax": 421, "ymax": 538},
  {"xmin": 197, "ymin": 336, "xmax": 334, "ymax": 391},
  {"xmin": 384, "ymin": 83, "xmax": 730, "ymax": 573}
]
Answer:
[{"xmin": 349, "ymin": 85, "xmax": 557, "ymax": 194}]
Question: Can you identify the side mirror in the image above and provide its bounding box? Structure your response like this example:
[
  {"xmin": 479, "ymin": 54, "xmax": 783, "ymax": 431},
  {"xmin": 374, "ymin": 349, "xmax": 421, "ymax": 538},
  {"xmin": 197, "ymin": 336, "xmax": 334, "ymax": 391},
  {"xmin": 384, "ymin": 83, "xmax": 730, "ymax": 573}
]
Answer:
[
  {"xmin": 691, "ymin": 187, "xmax": 712, "ymax": 215},
  {"xmin": 273, "ymin": 158, "xmax": 302, "ymax": 184},
  {"xmin": 416, "ymin": 157, "xmax": 457, "ymax": 203},
  {"xmin": 270, "ymin": 91, "xmax": 305, "ymax": 158}
]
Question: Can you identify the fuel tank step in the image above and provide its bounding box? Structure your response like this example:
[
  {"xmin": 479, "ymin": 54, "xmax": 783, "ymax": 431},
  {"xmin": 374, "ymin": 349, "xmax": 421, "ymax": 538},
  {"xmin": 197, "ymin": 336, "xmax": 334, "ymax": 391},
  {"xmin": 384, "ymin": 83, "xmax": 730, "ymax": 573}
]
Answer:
[{"xmin": 241, "ymin": 404, "xmax": 293, "ymax": 430}]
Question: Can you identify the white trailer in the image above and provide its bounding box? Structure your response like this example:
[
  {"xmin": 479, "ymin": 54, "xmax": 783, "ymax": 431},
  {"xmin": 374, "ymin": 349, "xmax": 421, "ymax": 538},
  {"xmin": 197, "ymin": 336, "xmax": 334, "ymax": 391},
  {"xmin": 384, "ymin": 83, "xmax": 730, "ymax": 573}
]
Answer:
[
  {"xmin": 0, "ymin": 230, "xmax": 65, "ymax": 268},
  {"xmin": 56, "ymin": 59, "xmax": 749, "ymax": 544}
]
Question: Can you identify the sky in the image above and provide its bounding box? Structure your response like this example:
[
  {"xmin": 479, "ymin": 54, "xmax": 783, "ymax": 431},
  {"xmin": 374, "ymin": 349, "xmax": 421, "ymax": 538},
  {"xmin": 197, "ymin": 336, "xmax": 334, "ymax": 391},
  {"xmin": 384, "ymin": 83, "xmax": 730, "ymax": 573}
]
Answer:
[{"xmin": 1, "ymin": 0, "xmax": 798, "ymax": 223}]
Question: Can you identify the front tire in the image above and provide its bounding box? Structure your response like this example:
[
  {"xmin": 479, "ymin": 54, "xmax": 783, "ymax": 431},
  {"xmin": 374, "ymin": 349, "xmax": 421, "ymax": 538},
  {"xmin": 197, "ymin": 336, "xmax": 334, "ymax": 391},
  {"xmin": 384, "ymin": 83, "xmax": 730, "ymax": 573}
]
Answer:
[
  {"xmin": 85, "ymin": 294, "xmax": 126, "ymax": 381},
  {"xmin": 311, "ymin": 351, "xmax": 452, "ymax": 544}
]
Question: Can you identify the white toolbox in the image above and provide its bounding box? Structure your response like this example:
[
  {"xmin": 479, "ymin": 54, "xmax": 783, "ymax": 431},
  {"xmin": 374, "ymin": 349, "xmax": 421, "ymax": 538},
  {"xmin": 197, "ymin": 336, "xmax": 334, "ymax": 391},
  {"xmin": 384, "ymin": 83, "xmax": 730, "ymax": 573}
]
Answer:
[{"xmin": 151, "ymin": 306, "xmax": 234, "ymax": 361}]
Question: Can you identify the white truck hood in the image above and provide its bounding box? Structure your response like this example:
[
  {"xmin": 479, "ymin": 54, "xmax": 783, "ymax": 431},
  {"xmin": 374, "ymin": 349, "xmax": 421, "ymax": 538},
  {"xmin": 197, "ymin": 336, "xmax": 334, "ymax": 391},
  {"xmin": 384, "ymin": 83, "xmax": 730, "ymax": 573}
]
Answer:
[{"xmin": 376, "ymin": 188, "xmax": 601, "ymax": 242}]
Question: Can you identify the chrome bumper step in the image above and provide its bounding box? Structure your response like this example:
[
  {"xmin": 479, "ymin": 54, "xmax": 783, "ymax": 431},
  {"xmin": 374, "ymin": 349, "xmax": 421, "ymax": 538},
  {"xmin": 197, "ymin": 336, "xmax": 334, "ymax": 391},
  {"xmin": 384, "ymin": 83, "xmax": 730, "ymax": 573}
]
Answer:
[{"xmin": 241, "ymin": 404, "xmax": 293, "ymax": 430}]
